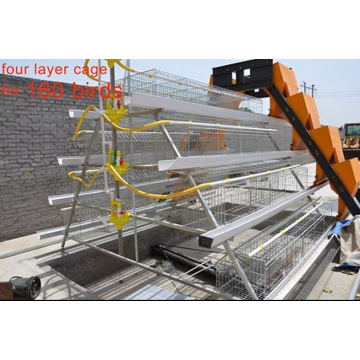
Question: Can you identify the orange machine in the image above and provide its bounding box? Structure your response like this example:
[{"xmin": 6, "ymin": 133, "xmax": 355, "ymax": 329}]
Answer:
[
  {"xmin": 212, "ymin": 60, "xmax": 360, "ymax": 219},
  {"xmin": 268, "ymin": 62, "xmax": 360, "ymax": 218}
]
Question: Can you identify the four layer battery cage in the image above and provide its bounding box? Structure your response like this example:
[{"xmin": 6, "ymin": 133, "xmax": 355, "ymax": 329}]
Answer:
[
  {"xmin": 50, "ymin": 65, "xmax": 332, "ymax": 300},
  {"xmin": 216, "ymin": 203, "xmax": 333, "ymax": 300}
]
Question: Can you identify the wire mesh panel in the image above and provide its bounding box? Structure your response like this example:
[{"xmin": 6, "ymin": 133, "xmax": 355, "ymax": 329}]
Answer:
[
  {"xmin": 181, "ymin": 167, "xmax": 309, "ymax": 231},
  {"xmin": 216, "ymin": 203, "xmax": 333, "ymax": 300},
  {"xmin": 62, "ymin": 201, "xmax": 116, "ymax": 242},
  {"xmin": 78, "ymin": 121, "xmax": 292, "ymax": 162},
  {"xmin": 120, "ymin": 69, "xmax": 264, "ymax": 114}
]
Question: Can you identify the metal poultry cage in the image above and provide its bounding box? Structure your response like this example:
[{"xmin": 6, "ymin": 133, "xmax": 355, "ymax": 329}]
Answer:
[
  {"xmin": 216, "ymin": 202, "xmax": 333, "ymax": 300},
  {"xmin": 49, "ymin": 61, "xmax": 332, "ymax": 300},
  {"xmin": 120, "ymin": 69, "xmax": 264, "ymax": 114}
]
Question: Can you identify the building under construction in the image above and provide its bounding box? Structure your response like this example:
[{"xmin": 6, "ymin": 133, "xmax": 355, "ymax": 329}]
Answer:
[{"xmin": 1, "ymin": 59, "xmax": 360, "ymax": 301}]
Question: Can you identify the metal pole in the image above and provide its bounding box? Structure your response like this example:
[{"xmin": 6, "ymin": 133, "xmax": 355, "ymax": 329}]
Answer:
[
  {"xmin": 126, "ymin": 59, "xmax": 139, "ymax": 262},
  {"xmin": 99, "ymin": 59, "xmax": 108, "ymax": 192},
  {"xmin": 223, "ymin": 242, "xmax": 259, "ymax": 300},
  {"xmin": 303, "ymin": 81, "xmax": 307, "ymax": 94},
  {"xmin": 61, "ymin": 120, "xmax": 101, "ymax": 248},
  {"xmin": 349, "ymin": 270, "xmax": 360, "ymax": 300},
  {"xmin": 110, "ymin": 66, "xmax": 124, "ymax": 256}
]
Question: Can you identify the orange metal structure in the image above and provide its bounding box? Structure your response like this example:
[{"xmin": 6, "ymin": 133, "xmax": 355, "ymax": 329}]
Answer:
[{"xmin": 269, "ymin": 62, "xmax": 360, "ymax": 219}]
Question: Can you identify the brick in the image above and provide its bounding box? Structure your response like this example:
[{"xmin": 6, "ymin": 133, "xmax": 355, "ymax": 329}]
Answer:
[{"xmin": 0, "ymin": 74, "xmax": 96, "ymax": 241}]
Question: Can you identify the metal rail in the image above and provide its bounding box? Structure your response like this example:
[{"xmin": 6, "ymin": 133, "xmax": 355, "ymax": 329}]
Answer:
[
  {"xmin": 199, "ymin": 183, "xmax": 328, "ymax": 248},
  {"xmin": 349, "ymin": 270, "xmax": 360, "ymax": 300},
  {"xmin": 126, "ymin": 92, "xmax": 290, "ymax": 127},
  {"xmin": 158, "ymin": 151, "xmax": 305, "ymax": 171}
]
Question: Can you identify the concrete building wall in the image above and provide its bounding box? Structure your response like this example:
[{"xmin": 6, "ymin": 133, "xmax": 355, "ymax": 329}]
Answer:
[{"xmin": 0, "ymin": 74, "xmax": 100, "ymax": 241}]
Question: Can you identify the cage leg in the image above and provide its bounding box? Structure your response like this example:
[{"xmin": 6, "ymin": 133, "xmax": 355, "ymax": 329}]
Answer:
[
  {"xmin": 61, "ymin": 119, "xmax": 101, "ymax": 249},
  {"xmin": 223, "ymin": 241, "xmax": 259, "ymax": 300}
]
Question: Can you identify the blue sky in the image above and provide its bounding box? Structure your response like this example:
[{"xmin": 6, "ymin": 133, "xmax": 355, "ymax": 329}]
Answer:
[{"xmin": 1, "ymin": 59, "xmax": 360, "ymax": 127}]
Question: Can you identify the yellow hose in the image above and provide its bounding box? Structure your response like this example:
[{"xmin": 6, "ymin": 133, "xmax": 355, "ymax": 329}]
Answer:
[
  {"xmin": 110, "ymin": 59, "xmax": 137, "ymax": 73},
  {"xmin": 83, "ymin": 59, "xmax": 99, "ymax": 82},
  {"xmin": 106, "ymin": 164, "xmax": 212, "ymax": 200},
  {"xmin": 73, "ymin": 105, "xmax": 171, "ymax": 140},
  {"xmin": 68, "ymin": 171, "xmax": 100, "ymax": 188},
  {"xmin": 73, "ymin": 105, "xmax": 96, "ymax": 140},
  {"xmin": 68, "ymin": 165, "xmax": 212, "ymax": 199}
]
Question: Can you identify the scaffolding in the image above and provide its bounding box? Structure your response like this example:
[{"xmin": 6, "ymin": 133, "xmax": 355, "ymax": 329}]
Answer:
[{"xmin": 45, "ymin": 59, "xmax": 333, "ymax": 300}]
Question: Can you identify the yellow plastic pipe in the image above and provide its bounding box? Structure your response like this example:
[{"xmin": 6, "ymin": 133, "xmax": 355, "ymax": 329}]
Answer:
[
  {"xmin": 111, "ymin": 59, "xmax": 137, "ymax": 73},
  {"xmin": 68, "ymin": 165, "xmax": 211, "ymax": 200},
  {"xmin": 73, "ymin": 105, "xmax": 170, "ymax": 140},
  {"xmin": 73, "ymin": 105, "xmax": 96, "ymax": 140},
  {"xmin": 68, "ymin": 164, "xmax": 299, "ymax": 200},
  {"xmin": 106, "ymin": 164, "xmax": 212, "ymax": 200},
  {"xmin": 83, "ymin": 59, "xmax": 99, "ymax": 82},
  {"xmin": 68, "ymin": 170, "xmax": 100, "ymax": 188}
]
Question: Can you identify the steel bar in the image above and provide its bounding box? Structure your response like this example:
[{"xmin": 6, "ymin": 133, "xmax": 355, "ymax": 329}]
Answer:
[
  {"xmin": 58, "ymin": 156, "xmax": 104, "ymax": 166},
  {"xmin": 48, "ymin": 178, "xmax": 181, "ymax": 206},
  {"xmin": 69, "ymin": 109, "xmax": 100, "ymax": 119},
  {"xmin": 133, "ymin": 215, "xmax": 204, "ymax": 235},
  {"xmin": 39, "ymin": 202, "xmax": 175, "ymax": 240},
  {"xmin": 349, "ymin": 269, "xmax": 360, "ymax": 300},
  {"xmin": 248, "ymin": 202, "xmax": 324, "ymax": 258},
  {"xmin": 61, "ymin": 120, "xmax": 101, "ymax": 248},
  {"xmin": 98, "ymin": 59, "xmax": 109, "ymax": 192},
  {"xmin": 168, "ymin": 120, "xmax": 277, "ymax": 133},
  {"xmin": 158, "ymin": 151, "xmax": 306, "ymax": 171},
  {"xmin": 199, "ymin": 183, "xmax": 328, "ymax": 248},
  {"xmin": 71, "ymin": 237, "xmax": 238, "ymax": 300},
  {"xmin": 110, "ymin": 66, "xmax": 124, "ymax": 256},
  {"xmin": 125, "ymin": 92, "xmax": 291, "ymax": 127},
  {"xmin": 223, "ymin": 242, "xmax": 259, "ymax": 300},
  {"xmin": 231, "ymin": 198, "xmax": 320, "ymax": 249},
  {"xmin": 127, "ymin": 59, "xmax": 139, "ymax": 262}
]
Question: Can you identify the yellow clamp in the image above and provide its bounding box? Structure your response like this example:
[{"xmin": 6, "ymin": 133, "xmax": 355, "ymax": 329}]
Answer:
[
  {"xmin": 260, "ymin": 244, "xmax": 265, "ymax": 251},
  {"xmin": 280, "ymin": 230, "xmax": 285, "ymax": 236},
  {"xmin": 106, "ymin": 100, "xmax": 128, "ymax": 125},
  {"xmin": 225, "ymin": 178, "xmax": 231, "ymax": 185},
  {"xmin": 109, "ymin": 199, "xmax": 130, "ymax": 230}
]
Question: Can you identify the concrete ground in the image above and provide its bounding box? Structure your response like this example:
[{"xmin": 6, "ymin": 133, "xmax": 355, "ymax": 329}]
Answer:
[
  {"xmin": 307, "ymin": 261, "xmax": 357, "ymax": 300},
  {"xmin": 0, "ymin": 164, "xmax": 358, "ymax": 300},
  {"xmin": 0, "ymin": 234, "xmax": 98, "ymax": 300}
]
